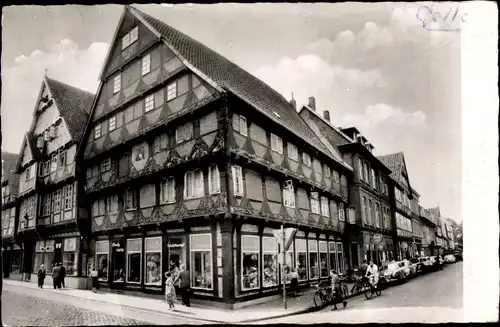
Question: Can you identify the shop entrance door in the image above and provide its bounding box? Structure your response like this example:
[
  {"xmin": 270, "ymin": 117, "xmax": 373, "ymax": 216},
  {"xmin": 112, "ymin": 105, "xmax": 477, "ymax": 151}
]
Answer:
[
  {"xmin": 54, "ymin": 240, "xmax": 63, "ymax": 265},
  {"xmin": 111, "ymin": 240, "xmax": 125, "ymax": 290}
]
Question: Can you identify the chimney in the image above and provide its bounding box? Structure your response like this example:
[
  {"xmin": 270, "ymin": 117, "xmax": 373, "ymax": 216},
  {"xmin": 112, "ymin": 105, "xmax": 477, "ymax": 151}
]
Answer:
[
  {"xmin": 290, "ymin": 92, "xmax": 296, "ymax": 110},
  {"xmin": 308, "ymin": 96, "xmax": 316, "ymax": 111},
  {"xmin": 323, "ymin": 110, "xmax": 330, "ymax": 122}
]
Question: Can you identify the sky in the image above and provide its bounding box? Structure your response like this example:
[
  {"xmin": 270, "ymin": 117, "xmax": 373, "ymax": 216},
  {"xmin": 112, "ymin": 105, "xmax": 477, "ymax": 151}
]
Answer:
[{"xmin": 1, "ymin": 3, "xmax": 462, "ymax": 221}]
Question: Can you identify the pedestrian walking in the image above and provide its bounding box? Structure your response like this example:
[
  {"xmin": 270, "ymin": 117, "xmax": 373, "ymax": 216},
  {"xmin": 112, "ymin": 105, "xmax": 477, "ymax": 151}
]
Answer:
[
  {"xmin": 289, "ymin": 267, "xmax": 299, "ymax": 296},
  {"xmin": 52, "ymin": 263, "xmax": 62, "ymax": 289},
  {"xmin": 60, "ymin": 263, "xmax": 66, "ymax": 288},
  {"xmin": 173, "ymin": 264, "xmax": 191, "ymax": 307},
  {"xmin": 330, "ymin": 269, "xmax": 347, "ymax": 311},
  {"xmin": 164, "ymin": 272, "xmax": 176, "ymax": 310},
  {"xmin": 37, "ymin": 264, "xmax": 46, "ymax": 288},
  {"xmin": 89, "ymin": 267, "xmax": 99, "ymax": 293}
]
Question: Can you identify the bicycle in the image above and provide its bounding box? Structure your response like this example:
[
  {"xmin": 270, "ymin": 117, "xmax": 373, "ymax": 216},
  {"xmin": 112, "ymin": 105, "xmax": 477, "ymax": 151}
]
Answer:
[
  {"xmin": 313, "ymin": 282, "xmax": 349, "ymax": 309},
  {"xmin": 364, "ymin": 275, "xmax": 382, "ymax": 299},
  {"xmin": 350, "ymin": 275, "xmax": 369, "ymax": 295}
]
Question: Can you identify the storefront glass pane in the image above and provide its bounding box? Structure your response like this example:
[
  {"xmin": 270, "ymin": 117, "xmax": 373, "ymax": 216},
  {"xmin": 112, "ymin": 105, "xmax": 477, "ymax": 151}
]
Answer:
[
  {"xmin": 44, "ymin": 252, "xmax": 54, "ymax": 271},
  {"xmin": 33, "ymin": 253, "xmax": 44, "ymax": 273},
  {"xmin": 63, "ymin": 253, "xmax": 77, "ymax": 276},
  {"xmin": 127, "ymin": 239, "xmax": 142, "ymax": 283},
  {"xmin": 190, "ymin": 234, "xmax": 212, "ymax": 290},
  {"xmin": 96, "ymin": 241, "xmax": 109, "ymax": 281},
  {"xmin": 145, "ymin": 237, "xmax": 162, "ymax": 286},
  {"xmin": 328, "ymin": 242, "xmax": 337, "ymax": 273},
  {"xmin": 241, "ymin": 235, "xmax": 259, "ymax": 290},
  {"xmin": 262, "ymin": 237, "xmax": 278, "ymax": 287},
  {"xmin": 319, "ymin": 241, "xmax": 328, "ymax": 278},
  {"xmin": 295, "ymin": 239, "xmax": 307, "ymax": 281},
  {"xmin": 336, "ymin": 242, "xmax": 344, "ymax": 274},
  {"xmin": 308, "ymin": 239, "xmax": 318, "ymax": 280},
  {"xmin": 168, "ymin": 236, "xmax": 186, "ymax": 285},
  {"xmin": 112, "ymin": 240, "xmax": 125, "ymax": 283}
]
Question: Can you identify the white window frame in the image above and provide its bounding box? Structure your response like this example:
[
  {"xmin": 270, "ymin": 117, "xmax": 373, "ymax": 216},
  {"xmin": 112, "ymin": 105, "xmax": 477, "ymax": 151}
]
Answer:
[
  {"xmin": 310, "ymin": 192, "xmax": 320, "ymax": 214},
  {"xmin": 126, "ymin": 238, "xmax": 142, "ymax": 284},
  {"xmin": 238, "ymin": 115, "xmax": 248, "ymax": 136},
  {"xmin": 144, "ymin": 94, "xmax": 155, "ymax": 113},
  {"xmin": 141, "ymin": 53, "xmax": 151, "ymax": 76},
  {"xmin": 94, "ymin": 124, "xmax": 102, "ymax": 139},
  {"xmin": 101, "ymin": 158, "xmax": 111, "ymax": 173},
  {"xmin": 184, "ymin": 169, "xmax": 204, "ymax": 199},
  {"xmin": 167, "ymin": 82, "xmax": 177, "ymax": 101},
  {"xmin": 308, "ymin": 239, "xmax": 319, "ymax": 280},
  {"xmin": 122, "ymin": 26, "xmax": 138, "ymax": 50},
  {"xmin": 58, "ymin": 150, "xmax": 66, "ymax": 169},
  {"xmin": 302, "ymin": 153, "xmax": 311, "ymax": 167},
  {"xmin": 262, "ymin": 236, "xmax": 279, "ymax": 288},
  {"xmin": 144, "ymin": 237, "xmax": 162, "ymax": 286},
  {"xmin": 53, "ymin": 189, "xmax": 62, "ymax": 213},
  {"xmin": 175, "ymin": 123, "xmax": 193, "ymax": 144},
  {"xmin": 282, "ymin": 180, "xmax": 295, "ymax": 209},
  {"xmin": 190, "ymin": 233, "xmax": 213, "ymax": 290},
  {"xmin": 287, "ymin": 143, "xmax": 298, "ymax": 161},
  {"xmin": 96, "ymin": 241, "xmax": 109, "ymax": 282},
  {"xmin": 270, "ymin": 134, "xmax": 283, "ymax": 154},
  {"xmin": 232, "ymin": 165, "xmax": 244, "ymax": 197},
  {"xmin": 160, "ymin": 177, "xmax": 176, "ymax": 204},
  {"xmin": 319, "ymin": 240, "xmax": 329, "ymax": 278},
  {"xmin": 51, "ymin": 154, "xmax": 57, "ymax": 173},
  {"xmin": 320, "ymin": 197, "xmax": 329, "ymax": 217},
  {"xmin": 113, "ymin": 74, "xmax": 121, "ymax": 94},
  {"xmin": 109, "ymin": 116, "xmax": 117, "ymax": 132},
  {"xmin": 208, "ymin": 164, "xmax": 220, "ymax": 195},
  {"xmin": 336, "ymin": 242, "xmax": 345, "ymax": 274},
  {"xmin": 125, "ymin": 188, "xmax": 136, "ymax": 210},
  {"xmin": 241, "ymin": 234, "xmax": 260, "ymax": 291},
  {"xmin": 64, "ymin": 185, "xmax": 73, "ymax": 210},
  {"xmin": 295, "ymin": 238, "xmax": 308, "ymax": 281},
  {"xmin": 338, "ymin": 203, "xmax": 345, "ymax": 221}
]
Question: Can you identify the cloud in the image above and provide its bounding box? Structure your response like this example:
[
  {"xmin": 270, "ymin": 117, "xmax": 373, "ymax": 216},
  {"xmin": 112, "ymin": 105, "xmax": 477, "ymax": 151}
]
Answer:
[{"xmin": 1, "ymin": 39, "xmax": 108, "ymax": 153}]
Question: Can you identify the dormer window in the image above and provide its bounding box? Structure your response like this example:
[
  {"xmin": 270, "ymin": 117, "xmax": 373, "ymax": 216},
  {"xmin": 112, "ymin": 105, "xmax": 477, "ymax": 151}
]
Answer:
[{"xmin": 122, "ymin": 26, "xmax": 139, "ymax": 50}]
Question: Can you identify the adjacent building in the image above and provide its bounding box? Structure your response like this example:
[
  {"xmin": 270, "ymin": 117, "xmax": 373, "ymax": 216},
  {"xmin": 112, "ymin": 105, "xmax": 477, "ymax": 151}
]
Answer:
[
  {"xmin": 2, "ymin": 152, "xmax": 22, "ymax": 279},
  {"xmin": 410, "ymin": 188, "xmax": 424, "ymax": 257},
  {"xmin": 429, "ymin": 207, "xmax": 445, "ymax": 255},
  {"xmin": 378, "ymin": 152, "xmax": 415, "ymax": 260},
  {"xmin": 78, "ymin": 5, "xmax": 352, "ymax": 308},
  {"xmin": 15, "ymin": 76, "xmax": 94, "ymax": 287},
  {"xmin": 419, "ymin": 205, "xmax": 438, "ymax": 256}
]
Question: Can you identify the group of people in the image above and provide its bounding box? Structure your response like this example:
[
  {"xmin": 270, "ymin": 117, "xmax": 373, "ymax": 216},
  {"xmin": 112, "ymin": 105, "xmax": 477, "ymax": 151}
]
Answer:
[
  {"xmin": 36, "ymin": 262, "xmax": 67, "ymax": 289},
  {"xmin": 164, "ymin": 264, "xmax": 191, "ymax": 310}
]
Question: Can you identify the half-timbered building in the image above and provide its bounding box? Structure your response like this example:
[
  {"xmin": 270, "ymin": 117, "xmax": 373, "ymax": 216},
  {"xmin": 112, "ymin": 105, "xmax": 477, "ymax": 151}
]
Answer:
[
  {"xmin": 79, "ymin": 5, "xmax": 352, "ymax": 308},
  {"xmin": 15, "ymin": 75, "xmax": 94, "ymax": 287}
]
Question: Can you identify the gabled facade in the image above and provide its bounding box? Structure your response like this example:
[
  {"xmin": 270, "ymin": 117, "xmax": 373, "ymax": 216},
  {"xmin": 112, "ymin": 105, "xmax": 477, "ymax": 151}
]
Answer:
[
  {"xmin": 419, "ymin": 205, "xmax": 438, "ymax": 256},
  {"xmin": 2, "ymin": 152, "xmax": 22, "ymax": 279},
  {"xmin": 410, "ymin": 188, "xmax": 424, "ymax": 257},
  {"xmin": 78, "ymin": 5, "xmax": 352, "ymax": 307},
  {"xmin": 15, "ymin": 75, "xmax": 94, "ymax": 287},
  {"xmin": 378, "ymin": 152, "xmax": 415, "ymax": 260},
  {"xmin": 428, "ymin": 206, "xmax": 445, "ymax": 255}
]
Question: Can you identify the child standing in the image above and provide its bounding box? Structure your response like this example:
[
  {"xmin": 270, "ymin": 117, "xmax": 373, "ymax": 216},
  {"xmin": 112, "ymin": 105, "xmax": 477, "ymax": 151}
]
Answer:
[{"xmin": 165, "ymin": 272, "xmax": 176, "ymax": 310}]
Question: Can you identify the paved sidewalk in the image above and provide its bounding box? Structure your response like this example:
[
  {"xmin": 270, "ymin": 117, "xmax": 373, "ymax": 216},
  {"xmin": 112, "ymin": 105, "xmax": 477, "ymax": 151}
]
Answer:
[{"xmin": 4, "ymin": 279, "xmax": 334, "ymax": 323}]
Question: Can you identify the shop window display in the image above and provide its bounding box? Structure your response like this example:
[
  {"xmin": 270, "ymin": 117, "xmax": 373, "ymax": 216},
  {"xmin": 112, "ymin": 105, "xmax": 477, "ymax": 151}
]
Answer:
[
  {"xmin": 112, "ymin": 241, "xmax": 125, "ymax": 283},
  {"xmin": 96, "ymin": 241, "xmax": 109, "ymax": 281},
  {"xmin": 190, "ymin": 234, "xmax": 212, "ymax": 290},
  {"xmin": 336, "ymin": 242, "xmax": 345, "ymax": 274},
  {"xmin": 168, "ymin": 236, "xmax": 186, "ymax": 286},
  {"xmin": 262, "ymin": 237, "xmax": 278, "ymax": 287},
  {"xmin": 145, "ymin": 237, "xmax": 162, "ymax": 286},
  {"xmin": 329, "ymin": 242, "xmax": 337, "ymax": 273},
  {"xmin": 241, "ymin": 235, "xmax": 259, "ymax": 290},
  {"xmin": 308, "ymin": 239, "xmax": 318, "ymax": 280},
  {"xmin": 63, "ymin": 238, "xmax": 78, "ymax": 276},
  {"xmin": 127, "ymin": 239, "xmax": 142, "ymax": 283},
  {"xmin": 295, "ymin": 238, "xmax": 307, "ymax": 281},
  {"xmin": 319, "ymin": 241, "xmax": 328, "ymax": 278}
]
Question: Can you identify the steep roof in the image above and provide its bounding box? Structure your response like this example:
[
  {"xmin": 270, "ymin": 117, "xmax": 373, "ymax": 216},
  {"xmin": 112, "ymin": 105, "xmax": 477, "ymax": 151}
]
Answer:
[
  {"xmin": 45, "ymin": 77, "xmax": 95, "ymax": 143},
  {"xmin": 126, "ymin": 6, "xmax": 338, "ymax": 163},
  {"xmin": 2, "ymin": 152, "xmax": 20, "ymax": 195},
  {"xmin": 377, "ymin": 152, "xmax": 404, "ymax": 182},
  {"xmin": 428, "ymin": 206, "xmax": 441, "ymax": 218}
]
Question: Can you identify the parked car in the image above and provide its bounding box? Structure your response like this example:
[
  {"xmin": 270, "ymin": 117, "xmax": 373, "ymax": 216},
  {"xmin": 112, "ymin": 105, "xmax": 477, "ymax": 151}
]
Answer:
[
  {"xmin": 418, "ymin": 256, "xmax": 433, "ymax": 273},
  {"xmin": 410, "ymin": 258, "xmax": 424, "ymax": 275},
  {"xmin": 380, "ymin": 261, "xmax": 407, "ymax": 282},
  {"xmin": 452, "ymin": 251, "xmax": 463, "ymax": 261},
  {"xmin": 429, "ymin": 256, "xmax": 444, "ymax": 271},
  {"xmin": 403, "ymin": 259, "xmax": 417, "ymax": 277},
  {"xmin": 444, "ymin": 254, "xmax": 456, "ymax": 263}
]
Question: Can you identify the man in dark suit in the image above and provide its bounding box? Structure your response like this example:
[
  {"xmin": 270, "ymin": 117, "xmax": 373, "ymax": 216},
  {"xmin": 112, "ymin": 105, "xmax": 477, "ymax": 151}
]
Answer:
[
  {"xmin": 52, "ymin": 263, "xmax": 62, "ymax": 289},
  {"xmin": 60, "ymin": 263, "xmax": 66, "ymax": 288},
  {"xmin": 174, "ymin": 264, "xmax": 191, "ymax": 307}
]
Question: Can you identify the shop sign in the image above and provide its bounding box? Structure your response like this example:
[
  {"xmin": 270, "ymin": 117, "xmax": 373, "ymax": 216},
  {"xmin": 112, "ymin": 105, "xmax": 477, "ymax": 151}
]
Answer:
[
  {"xmin": 111, "ymin": 241, "xmax": 122, "ymax": 248},
  {"xmin": 167, "ymin": 228, "xmax": 185, "ymax": 234},
  {"xmin": 115, "ymin": 248, "xmax": 125, "ymax": 252},
  {"xmin": 191, "ymin": 226, "xmax": 211, "ymax": 232},
  {"xmin": 167, "ymin": 243, "xmax": 185, "ymax": 248},
  {"xmin": 372, "ymin": 233, "xmax": 383, "ymax": 244}
]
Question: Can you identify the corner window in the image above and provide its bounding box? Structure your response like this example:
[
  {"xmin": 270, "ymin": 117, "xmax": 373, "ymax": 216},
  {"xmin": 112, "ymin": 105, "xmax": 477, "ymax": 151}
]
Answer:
[
  {"xmin": 125, "ymin": 188, "xmax": 137, "ymax": 210},
  {"xmin": 167, "ymin": 82, "xmax": 177, "ymax": 101},
  {"xmin": 141, "ymin": 53, "xmax": 151, "ymax": 76},
  {"xmin": 242, "ymin": 235, "xmax": 260, "ymax": 290},
  {"xmin": 94, "ymin": 124, "xmax": 102, "ymax": 139},
  {"xmin": 144, "ymin": 94, "xmax": 155, "ymax": 113},
  {"xmin": 302, "ymin": 153, "xmax": 311, "ymax": 167},
  {"xmin": 287, "ymin": 143, "xmax": 298, "ymax": 161},
  {"xmin": 231, "ymin": 165, "xmax": 244, "ymax": 197},
  {"xmin": 320, "ymin": 197, "xmax": 329, "ymax": 217},
  {"xmin": 282, "ymin": 180, "xmax": 295, "ymax": 208},
  {"xmin": 270, "ymin": 134, "xmax": 283, "ymax": 154},
  {"xmin": 113, "ymin": 74, "xmax": 121, "ymax": 94},
  {"xmin": 190, "ymin": 234, "xmax": 213, "ymax": 290},
  {"xmin": 310, "ymin": 192, "xmax": 320, "ymax": 215},
  {"xmin": 109, "ymin": 116, "xmax": 117, "ymax": 131},
  {"xmin": 208, "ymin": 164, "xmax": 220, "ymax": 194},
  {"xmin": 126, "ymin": 238, "xmax": 142, "ymax": 284},
  {"xmin": 160, "ymin": 177, "xmax": 176, "ymax": 204},
  {"xmin": 184, "ymin": 169, "xmax": 204, "ymax": 199}
]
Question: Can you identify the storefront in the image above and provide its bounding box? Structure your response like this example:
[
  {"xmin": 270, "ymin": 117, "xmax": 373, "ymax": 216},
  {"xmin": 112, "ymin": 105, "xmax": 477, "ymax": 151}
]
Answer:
[
  {"xmin": 362, "ymin": 232, "xmax": 394, "ymax": 266},
  {"xmin": 2, "ymin": 244, "xmax": 24, "ymax": 280}
]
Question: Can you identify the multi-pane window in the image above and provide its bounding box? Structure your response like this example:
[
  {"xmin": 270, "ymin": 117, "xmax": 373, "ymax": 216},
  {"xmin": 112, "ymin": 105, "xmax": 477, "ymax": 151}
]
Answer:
[
  {"xmin": 287, "ymin": 143, "xmax": 298, "ymax": 161},
  {"xmin": 94, "ymin": 124, "xmax": 101, "ymax": 139},
  {"xmin": 232, "ymin": 165, "xmax": 243, "ymax": 196},
  {"xmin": 338, "ymin": 203, "xmax": 345, "ymax": 221},
  {"xmin": 375, "ymin": 203, "xmax": 380, "ymax": 228},
  {"xmin": 302, "ymin": 153, "xmax": 311, "ymax": 167},
  {"xmin": 175, "ymin": 122, "xmax": 193, "ymax": 143},
  {"xmin": 125, "ymin": 188, "xmax": 136, "ymax": 210},
  {"xmin": 105, "ymin": 195, "xmax": 118, "ymax": 214},
  {"xmin": 310, "ymin": 192, "xmax": 320, "ymax": 214},
  {"xmin": 144, "ymin": 94, "xmax": 155, "ymax": 113},
  {"xmin": 233, "ymin": 114, "xmax": 248, "ymax": 136},
  {"xmin": 153, "ymin": 133, "xmax": 168, "ymax": 153},
  {"xmin": 184, "ymin": 169, "xmax": 204, "ymax": 199},
  {"xmin": 53, "ymin": 190, "xmax": 62, "ymax": 213},
  {"xmin": 101, "ymin": 159, "xmax": 111, "ymax": 172},
  {"xmin": 167, "ymin": 82, "xmax": 177, "ymax": 101},
  {"xmin": 109, "ymin": 116, "xmax": 117, "ymax": 131},
  {"xmin": 270, "ymin": 134, "xmax": 283, "ymax": 154},
  {"xmin": 141, "ymin": 53, "xmax": 151, "ymax": 76},
  {"xmin": 122, "ymin": 26, "xmax": 138, "ymax": 50},
  {"xmin": 64, "ymin": 185, "xmax": 73, "ymax": 210},
  {"xmin": 113, "ymin": 74, "xmax": 121, "ymax": 94},
  {"xmin": 320, "ymin": 197, "xmax": 329, "ymax": 217},
  {"xmin": 282, "ymin": 180, "xmax": 295, "ymax": 208},
  {"xmin": 160, "ymin": 177, "xmax": 176, "ymax": 203},
  {"xmin": 208, "ymin": 164, "xmax": 220, "ymax": 194}
]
